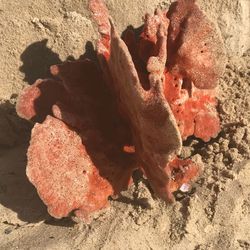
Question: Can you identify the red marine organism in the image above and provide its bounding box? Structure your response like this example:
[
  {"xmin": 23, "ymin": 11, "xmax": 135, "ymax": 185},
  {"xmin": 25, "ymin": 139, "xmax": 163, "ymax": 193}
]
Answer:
[
  {"xmin": 17, "ymin": 59, "xmax": 136, "ymax": 221},
  {"xmin": 16, "ymin": 0, "xmax": 225, "ymax": 222}
]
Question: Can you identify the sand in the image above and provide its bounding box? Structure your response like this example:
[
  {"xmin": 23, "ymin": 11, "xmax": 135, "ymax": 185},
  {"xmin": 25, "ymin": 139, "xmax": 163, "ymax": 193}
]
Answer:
[{"xmin": 0, "ymin": 0, "xmax": 249, "ymax": 249}]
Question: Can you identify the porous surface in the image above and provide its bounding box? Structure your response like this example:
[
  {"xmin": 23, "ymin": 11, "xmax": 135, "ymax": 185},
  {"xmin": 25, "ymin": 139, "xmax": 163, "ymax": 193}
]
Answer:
[
  {"xmin": 27, "ymin": 115, "xmax": 119, "ymax": 221},
  {"xmin": 17, "ymin": 1, "xmax": 201, "ymax": 210},
  {"xmin": 17, "ymin": 57, "xmax": 136, "ymax": 221},
  {"xmin": 108, "ymin": 23, "xmax": 183, "ymax": 200},
  {"xmin": 167, "ymin": 0, "xmax": 226, "ymax": 89},
  {"xmin": 27, "ymin": 116, "xmax": 96, "ymax": 219}
]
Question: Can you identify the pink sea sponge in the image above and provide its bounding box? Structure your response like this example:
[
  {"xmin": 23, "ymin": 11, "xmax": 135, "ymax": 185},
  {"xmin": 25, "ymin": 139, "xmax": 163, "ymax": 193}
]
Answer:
[
  {"xmin": 121, "ymin": 0, "xmax": 224, "ymax": 142},
  {"xmin": 16, "ymin": 0, "xmax": 225, "ymax": 221},
  {"xmin": 167, "ymin": 0, "xmax": 226, "ymax": 89},
  {"xmin": 16, "ymin": 78, "xmax": 67, "ymax": 122},
  {"xmin": 164, "ymin": 72, "xmax": 220, "ymax": 142},
  {"xmin": 17, "ymin": 59, "xmax": 135, "ymax": 221},
  {"xmin": 27, "ymin": 115, "xmax": 133, "ymax": 221}
]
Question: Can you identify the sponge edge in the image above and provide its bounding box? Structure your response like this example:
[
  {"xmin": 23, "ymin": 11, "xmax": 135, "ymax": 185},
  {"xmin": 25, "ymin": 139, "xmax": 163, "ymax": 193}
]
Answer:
[
  {"xmin": 167, "ymin": 0, "xmax": 226, "ymax": 89},
  {"xmin": 27, "ymin": 115, "xmax": 133, "ymax": 221},
  {"xmin": 16, "ymin": 79, "xmax": 66, "ymax": 122},
  {"xmin": 15, "ymin": 0, "xmax": 226, "ymax": 221},
  {"xmin": 164, "ymin": 73, "xmax": 220, "ymax": 142},
  {"xmin": 107, "ymin": 17, "xmax": 189, "ymax": 201}
]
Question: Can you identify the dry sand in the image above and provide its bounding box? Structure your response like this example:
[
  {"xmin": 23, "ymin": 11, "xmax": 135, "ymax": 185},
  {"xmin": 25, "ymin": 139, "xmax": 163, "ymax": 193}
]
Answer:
[{"xmin": 0, "ymin": 0, "xmax": 250, "ymax": 249}]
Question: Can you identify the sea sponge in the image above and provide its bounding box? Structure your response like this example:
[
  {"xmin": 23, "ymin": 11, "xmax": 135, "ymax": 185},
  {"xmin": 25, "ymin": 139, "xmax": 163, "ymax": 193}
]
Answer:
[{"xmin": 16, "ymin": 0, "xmax": 225, "ymax": 221}]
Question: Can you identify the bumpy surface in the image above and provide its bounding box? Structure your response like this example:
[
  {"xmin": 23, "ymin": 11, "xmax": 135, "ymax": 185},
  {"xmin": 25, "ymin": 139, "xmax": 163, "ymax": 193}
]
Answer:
[
  {"xmin": 27, "ymin": 116, "xmax": 133, "ymax": 221},
  {"xmin": 121, "ymin": 1, "xmax": 223, "ymax": 142},
  {"xmin": 17, "ymin": 59, "xmax": 135, "ymax": 221},
  {"xmin": 15, "ymin": 0, "xmax": 226, "ymax": 221},
  {"xmin": 27, "ymin": 116, "xmax": 104, "ymax": 220},
  {"xmin": 16, "ymin": 79, "xmax": 67, "ymax": 122},
  {"xmin": 108, "ymin": 22, "xmax": 183, "ymax": 200},
  {"xmin": 167, "ymin": 0, "xmax": 226, "ymax": 89},
  {"xmin": 90, "ymin": 1, "xmax": 202, "ymax": 201},
  {"xmin": 164, "ymin": 73, "xmax": 220, "ymax": 141}
]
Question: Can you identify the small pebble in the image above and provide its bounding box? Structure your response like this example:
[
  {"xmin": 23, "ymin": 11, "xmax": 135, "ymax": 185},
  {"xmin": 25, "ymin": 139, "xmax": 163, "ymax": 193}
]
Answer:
[
  {"xmin": 4, "ymin": 227, "xmax": 12, "ymax": 234},
  {"xmin": 179, "ymin": 183, "xmax": 190, "ymax": 192}
]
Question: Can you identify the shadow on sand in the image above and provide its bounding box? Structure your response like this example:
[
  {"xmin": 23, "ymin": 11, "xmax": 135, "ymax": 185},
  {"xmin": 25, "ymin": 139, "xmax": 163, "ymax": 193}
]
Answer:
[{"xmin": 0, "ymin": 30, "xmax": 136, "ymax": 226}]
